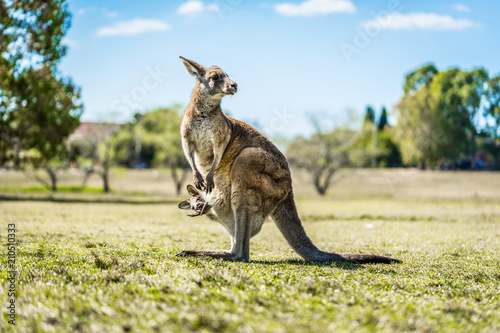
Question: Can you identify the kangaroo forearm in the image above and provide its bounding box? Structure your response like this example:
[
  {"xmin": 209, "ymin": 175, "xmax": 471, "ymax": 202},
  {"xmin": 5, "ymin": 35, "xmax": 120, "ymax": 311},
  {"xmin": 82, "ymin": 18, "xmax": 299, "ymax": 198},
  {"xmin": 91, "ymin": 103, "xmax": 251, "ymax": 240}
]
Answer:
[
  {"xmin": 207, "ymin": 154, "xmax": 219, "ymax": 177},
  {"xmin": 186, "ymin": 146, "xmax": 200, "ymax": 175},
  {"xmin": 207, "ymin": 139, "xmax": 229, "ymax": 177}
]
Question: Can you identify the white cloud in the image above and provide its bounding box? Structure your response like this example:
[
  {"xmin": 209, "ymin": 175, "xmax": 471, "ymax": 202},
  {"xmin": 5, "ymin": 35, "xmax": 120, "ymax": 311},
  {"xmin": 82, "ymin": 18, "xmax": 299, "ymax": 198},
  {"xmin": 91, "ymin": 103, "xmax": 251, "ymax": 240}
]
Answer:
[
  {"xmin": 96, "ymin": 19, "xmax": 171, "ymax": 37},
  {"xmin": 105, "ymin": 11, "xmax": 119, "ymax": 19},
  {"xmin": 451, "ymin": 4, "xmax": 470, "ymax": 12},
  {"xmin": 206, "ymin": 4, "xmax": 220, "ymax": 12},
  {"xmin": 76, "ymin": 6, "xmax": 118, "ymax": 18},
  {"xmin": 274, "ymin": 0, "xmax": 356, "ymax": 17},
  {"xmin": 76, "ymin": 8, "xmax": 88, "ymax": 15},
  {"xmin": 177, "ymin": 1, "xmax": 219, "ymax": 16},
  {"xmin": 61, "ymin": 38, "xmax": 78, "ymax": 48},
  {"xmin": 361, "ymin": 12, "xmax": 479, "ymax": 31}
]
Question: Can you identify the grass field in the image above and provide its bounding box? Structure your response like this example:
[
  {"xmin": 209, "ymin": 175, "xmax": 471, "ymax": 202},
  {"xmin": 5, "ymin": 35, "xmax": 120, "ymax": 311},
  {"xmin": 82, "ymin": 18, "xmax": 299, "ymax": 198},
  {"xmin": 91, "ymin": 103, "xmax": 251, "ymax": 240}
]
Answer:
[{"xmin": 1, "ymin": 169, "xmax": 499, "ymax": 332}]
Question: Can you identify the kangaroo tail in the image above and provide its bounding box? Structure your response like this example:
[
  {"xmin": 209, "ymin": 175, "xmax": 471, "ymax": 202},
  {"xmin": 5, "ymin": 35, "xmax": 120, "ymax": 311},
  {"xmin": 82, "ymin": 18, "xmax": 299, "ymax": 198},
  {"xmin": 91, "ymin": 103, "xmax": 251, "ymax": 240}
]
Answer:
[{"xmin": 270, "ymin": 192, "xmax": 400, "ymax": 264}]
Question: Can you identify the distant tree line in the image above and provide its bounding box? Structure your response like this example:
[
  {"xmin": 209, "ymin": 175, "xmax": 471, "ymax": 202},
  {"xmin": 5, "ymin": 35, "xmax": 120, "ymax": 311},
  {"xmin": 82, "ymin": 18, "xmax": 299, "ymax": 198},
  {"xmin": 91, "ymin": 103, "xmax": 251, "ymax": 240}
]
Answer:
[
  {"xmin": 393, "ymin": 64, "xmax": 500, "ymax": 170},
  {"xmin": 287, "ymin": 105, "xmax": 400, "ymax": 195},
  {"xmin": 287, "ymin": 64, "xmax": 500, "ymax": 195},
  {"xmin": 69, "ymin": 107, "xmax": 189, "ymax": 194},
  {"xmin": 1, "ymin": 1, "xmax": 499, "ymax": 195}
]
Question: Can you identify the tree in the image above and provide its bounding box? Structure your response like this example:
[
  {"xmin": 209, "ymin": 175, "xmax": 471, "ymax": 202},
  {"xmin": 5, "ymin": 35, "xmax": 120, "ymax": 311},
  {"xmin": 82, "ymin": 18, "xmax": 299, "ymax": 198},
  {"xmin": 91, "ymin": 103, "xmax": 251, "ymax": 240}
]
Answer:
[
  {"xmin": 378, "ymin": 107, "xmax": 388, "ymax": 131},
  {"xmin": 482, "ymin": 75, "xmax": 500, "ymax": 169},
  {"xmin": 287, "ymin": 128, "xmax": 352, "ymax": 196},
  {"xmin": 68, "ymin": 122, "xmax": 121, "ymax": 192},
  {"xmin": 111, "ymin": 106, "xmax": 189, "ymax": 195},
  {"xmin": 349, "ymin": 127, "xmax": 401, "ymax": 168},
  {"xmin": 0, "ymin": 0, "xmax": 82, "ymax": 191},
  {"xmin": 364, "ymin": 106, "xmax": 375, "ymax": 124},
  {"xmin": 138, "ymin": 107, "xmax": 190, "ymax": 195},
  {"xmin": 97, "ymin": 135, "xmax": 114, "ymax": 193},
  {"xmin": 394, "ymin": 84, "xmax": 450, "ymax": 168},
  {"xmin": 393, "ymin": 65, "xmax": 488, "ymax": 168},
  {"xmin": 485, "ymin": 75, "xmax": 500, "ymax": 138},
  {"xmin": 362, "ymin": 106, "xmax": 377, "ymax": 166},
  {"xmin": 431, "ymin": 68, "xmax": 488, "ymax": 156},
  {"xmin": 403, "ymin": 64, "xmax": 438, "ymax": 94}
]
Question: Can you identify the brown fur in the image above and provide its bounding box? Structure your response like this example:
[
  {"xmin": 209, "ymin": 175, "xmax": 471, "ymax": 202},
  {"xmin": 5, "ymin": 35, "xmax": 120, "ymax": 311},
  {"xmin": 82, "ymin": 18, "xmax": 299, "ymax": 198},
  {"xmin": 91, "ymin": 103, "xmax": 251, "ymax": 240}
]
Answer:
[{"xmin": 177, "ymin": 56, "xmax": 400, "ymax": 264}]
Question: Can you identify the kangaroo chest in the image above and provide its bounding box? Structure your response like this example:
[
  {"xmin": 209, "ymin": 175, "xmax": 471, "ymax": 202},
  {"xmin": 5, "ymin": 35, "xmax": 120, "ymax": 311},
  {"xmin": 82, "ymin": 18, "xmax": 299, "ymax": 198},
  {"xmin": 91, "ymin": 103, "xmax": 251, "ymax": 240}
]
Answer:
[{"xmin": 186, "ymin": 116, "xmax": 217, "ymax": 173}]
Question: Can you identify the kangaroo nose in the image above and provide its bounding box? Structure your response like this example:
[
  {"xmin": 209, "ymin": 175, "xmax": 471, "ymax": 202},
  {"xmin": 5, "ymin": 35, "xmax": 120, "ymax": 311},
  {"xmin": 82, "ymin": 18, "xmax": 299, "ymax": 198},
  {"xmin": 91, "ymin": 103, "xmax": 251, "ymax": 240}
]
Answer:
[{"xmin": 231, "ymin": 82, "xmax": 238, "ymax": 89}]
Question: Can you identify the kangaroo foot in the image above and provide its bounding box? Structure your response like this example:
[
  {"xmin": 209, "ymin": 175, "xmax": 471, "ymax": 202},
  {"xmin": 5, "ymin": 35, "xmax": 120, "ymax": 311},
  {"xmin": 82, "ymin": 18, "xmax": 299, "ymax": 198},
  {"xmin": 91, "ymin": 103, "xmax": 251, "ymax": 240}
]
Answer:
[
  {"xmin": 341, "ymin": 253, "xmax": 401, "ymax": 264},
  {"xmin": 176, "ymin": 250, "xmax": 248, "ymax": 262}
]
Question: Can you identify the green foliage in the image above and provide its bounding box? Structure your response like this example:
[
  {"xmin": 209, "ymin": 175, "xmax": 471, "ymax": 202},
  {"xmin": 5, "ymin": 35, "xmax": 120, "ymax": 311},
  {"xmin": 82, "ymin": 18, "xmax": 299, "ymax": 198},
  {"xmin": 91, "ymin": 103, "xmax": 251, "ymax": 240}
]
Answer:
[
  {"xmin": 363, "ymin": 106, "xmax": 375, "ymax": 124},
  {"xmin": 112, "ymin": 107, "xmax": 185, "ymax": 168},
  {"xmin": 108, "ymin": 123, "xmax": 135, "ymax": 167},
  {"xmin": 378, "ymin": 107, "xmax": 388, "ymax": 131},
  {"xmin": 394, "ymin": 85, "xmax": 443, "ymax": 167},
  {"xmin": 394, "ymin": 65, "xmax": 490, "ymax": 168},
  {"xmin": 485, "ymin": 75, "xmax": 500, "ymax": 138},
  {"xmin": 110, "ymin": 106, "xmax": 189, "ymax": 194},
  {"xmin": 403, "ymin": 64, "xmax": 438, "ymax": 94},
  {"xmin": 350, "ymin": 124, "xmax": 401, "ymax": 168},
  {"xmin": 0, "ymin": 0, "xmax": 82, "ymax": 190},
  {"xmin": 137, "ymin": 106, "xmax": 187, "ymax": 169}
]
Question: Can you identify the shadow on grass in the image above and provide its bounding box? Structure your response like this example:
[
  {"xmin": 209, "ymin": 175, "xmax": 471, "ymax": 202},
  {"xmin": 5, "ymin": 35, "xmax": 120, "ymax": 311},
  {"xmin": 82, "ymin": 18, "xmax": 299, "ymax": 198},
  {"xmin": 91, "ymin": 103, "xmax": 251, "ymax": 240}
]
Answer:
[
  {"xmin": 250, "ymin": 259, "xmax": 363, "ymax": 270},
  {"xmin": 177, "ymin": 255, "xmax": 364, "ymax": 270},
  {"xmin": 0, "ymin": 193, "xmax": 178, "ymax": 205}
]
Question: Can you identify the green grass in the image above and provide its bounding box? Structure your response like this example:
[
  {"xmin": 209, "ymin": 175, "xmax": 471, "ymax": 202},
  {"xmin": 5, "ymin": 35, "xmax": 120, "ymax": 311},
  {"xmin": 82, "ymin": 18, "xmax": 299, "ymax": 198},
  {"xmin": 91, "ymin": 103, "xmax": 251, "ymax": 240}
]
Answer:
[{"xmin": 1, "ymin": 170, "xmax": 500, "ymax": 332}]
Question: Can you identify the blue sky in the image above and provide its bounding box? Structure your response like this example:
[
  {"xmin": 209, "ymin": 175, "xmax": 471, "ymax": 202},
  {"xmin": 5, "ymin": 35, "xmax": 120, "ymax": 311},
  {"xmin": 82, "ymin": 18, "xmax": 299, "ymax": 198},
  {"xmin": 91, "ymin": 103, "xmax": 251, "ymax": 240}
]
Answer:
[{"xmin": 59, "ymin": 0, "xmax": 500, "ymax": 138}]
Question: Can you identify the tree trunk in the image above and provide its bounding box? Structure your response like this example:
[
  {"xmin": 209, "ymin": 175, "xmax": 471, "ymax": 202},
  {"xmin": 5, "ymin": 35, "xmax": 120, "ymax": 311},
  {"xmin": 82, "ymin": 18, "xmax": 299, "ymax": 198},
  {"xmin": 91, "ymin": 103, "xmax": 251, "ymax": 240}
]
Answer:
[
  {"xmin": 176, "ymin": 181, "xmax": 181, "ymax": 195},
  {"xmin": 171, "ymin": 167, "xmax": 189, "ymax": 195},
  {"xmin": 418, "ymin": 157, "xmax": 426, "ymax": 170},
  {"xmin": 101, "ymin": 142, "xmax": 111, "ymax": 193},
  {"xmin": 101, "ymin": 171, "xmax": 109, "ymax": 193},
  {"xmin": 24, "ymin": 170, "xmax": 51, "ymax": 191},
  {"xmin": 82, "ymin": 169, "xmax": 94, "ymax": 188},
  {"xmin": 315, "ymin": 185, "xmax": 326, "ymax": 196},
  {"xmin": 45, "ymin": 168, "xmax": 57, "ymax": 192},
  {"xmin": 133, "ymin": 133, "xmax": 141, "ymax": 168},
  {"xmin": 313, "ymin": 168, "xmax": 335, "ymax": 196},
  {"xmin": 371, "ymin": 126, "xmax": 377, "ymax": 168}
]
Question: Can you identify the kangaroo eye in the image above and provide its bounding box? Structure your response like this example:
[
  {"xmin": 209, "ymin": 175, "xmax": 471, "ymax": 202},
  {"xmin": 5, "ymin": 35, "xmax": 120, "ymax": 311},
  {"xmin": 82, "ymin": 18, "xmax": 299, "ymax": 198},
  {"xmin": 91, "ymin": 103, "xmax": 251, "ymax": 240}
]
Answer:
[{"xmin": 212, "ymin": 75, "xmax": 219, "ymax": 80}]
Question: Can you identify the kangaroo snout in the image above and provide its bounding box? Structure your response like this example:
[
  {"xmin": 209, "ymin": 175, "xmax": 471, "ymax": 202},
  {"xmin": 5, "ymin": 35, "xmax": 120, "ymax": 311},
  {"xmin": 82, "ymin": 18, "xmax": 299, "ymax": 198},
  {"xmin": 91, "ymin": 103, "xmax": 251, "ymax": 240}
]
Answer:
[{"xmin": 226, "ymin": 80, "xmax": 238, "ymax": 94}]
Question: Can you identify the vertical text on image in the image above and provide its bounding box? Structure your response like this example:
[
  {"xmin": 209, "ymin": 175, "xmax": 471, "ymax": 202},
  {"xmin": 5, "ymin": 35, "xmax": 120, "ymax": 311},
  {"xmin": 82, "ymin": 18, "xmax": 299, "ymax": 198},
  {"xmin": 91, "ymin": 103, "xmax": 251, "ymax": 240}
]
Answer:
[{"xmin": 6, "ymin": 223, "xmax": 16, "ymax": 326}]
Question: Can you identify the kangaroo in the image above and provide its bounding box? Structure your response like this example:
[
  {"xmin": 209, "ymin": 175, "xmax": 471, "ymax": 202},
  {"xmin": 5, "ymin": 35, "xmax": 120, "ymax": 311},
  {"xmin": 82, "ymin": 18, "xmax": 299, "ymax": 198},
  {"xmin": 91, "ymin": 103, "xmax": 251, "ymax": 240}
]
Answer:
[
  {"xmin": 177, "ymin": 56, "xmax": 400, "ymax": 264},
  {"xmin": 178, "ymin": 184, "xmax": 212, "ymax": 217}
]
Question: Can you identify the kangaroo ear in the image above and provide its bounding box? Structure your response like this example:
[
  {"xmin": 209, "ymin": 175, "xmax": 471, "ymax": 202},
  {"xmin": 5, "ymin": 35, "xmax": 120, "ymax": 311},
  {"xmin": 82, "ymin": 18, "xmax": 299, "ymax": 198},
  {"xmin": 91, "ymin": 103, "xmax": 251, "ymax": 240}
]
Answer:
[
  {"xmin": 178, "ymin": 200, "xmax": 191, "ymax": 210},
  {"xmin": 180, "ymin": 56, "xmax": 206, "ymax": 78},
  {"xmin": 186, "ymin": 184, "xmax": 199, "ymax": 196}
]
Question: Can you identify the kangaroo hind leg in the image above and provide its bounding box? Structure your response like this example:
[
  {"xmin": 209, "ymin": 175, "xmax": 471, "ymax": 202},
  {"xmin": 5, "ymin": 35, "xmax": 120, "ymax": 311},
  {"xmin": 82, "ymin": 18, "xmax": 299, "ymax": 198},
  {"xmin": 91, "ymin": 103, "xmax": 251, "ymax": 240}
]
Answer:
[
  {"xmin": 230, "ymin": 203, "xmax": 266, "ymax": 262},
  {"xmin": 176, "ymin": 205, "xmax": 262, "ymax": 262}
]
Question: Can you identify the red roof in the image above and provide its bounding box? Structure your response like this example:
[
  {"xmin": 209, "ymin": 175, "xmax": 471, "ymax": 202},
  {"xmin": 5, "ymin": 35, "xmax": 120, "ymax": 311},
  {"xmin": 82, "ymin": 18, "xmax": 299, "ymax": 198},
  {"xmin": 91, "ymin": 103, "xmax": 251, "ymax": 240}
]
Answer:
[{"xmin": 69, "ymin": 122, "xmax": 122, "ymax": 141}]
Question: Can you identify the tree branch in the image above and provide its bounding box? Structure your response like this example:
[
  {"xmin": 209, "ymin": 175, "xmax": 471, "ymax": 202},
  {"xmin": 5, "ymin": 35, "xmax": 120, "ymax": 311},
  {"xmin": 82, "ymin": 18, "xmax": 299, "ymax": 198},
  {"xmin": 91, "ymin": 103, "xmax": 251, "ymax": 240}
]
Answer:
[{"xmin": 23, "ymin": 170, "xmax": 51, "ymax": 190}]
